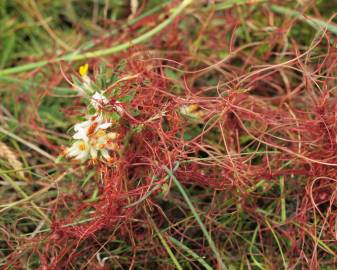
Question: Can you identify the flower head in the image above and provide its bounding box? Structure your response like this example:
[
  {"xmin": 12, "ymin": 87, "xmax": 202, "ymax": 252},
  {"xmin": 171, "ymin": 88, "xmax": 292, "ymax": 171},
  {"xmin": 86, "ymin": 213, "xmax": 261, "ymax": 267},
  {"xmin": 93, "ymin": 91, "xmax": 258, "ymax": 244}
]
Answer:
[
  {"xmin": 91, "ymin": 92, "xmax": 109, "ymax": 110},
  {"xmin": 66, "ymin": 115, "xmax": 118, "ymax": 162},
  {"xmin": 66, "ymin": 65, "xmax": 125, "ymax": 164}
]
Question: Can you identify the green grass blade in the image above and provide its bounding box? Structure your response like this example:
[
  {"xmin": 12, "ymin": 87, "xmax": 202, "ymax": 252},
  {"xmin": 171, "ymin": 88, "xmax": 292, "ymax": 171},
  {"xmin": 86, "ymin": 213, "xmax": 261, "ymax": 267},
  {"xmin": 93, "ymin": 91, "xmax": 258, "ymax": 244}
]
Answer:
[
  {"xmin": 163, "ymin": 164, "xmax": 227, "ymax": 270},
  {"xmin": 213, "ymin": 0, "xmax": 265, "ymax": 10},
  {"xmin": 149, "ymin": 217, "xmax": 184, "ymax": 270},
  {"xmin": 265, "ymin": 219, "xmax": 287, "ymax": 269},
  {"xmin": 270, "ymin": 5, "xmax": 337, "ymax": 35},
  {"xmin": 280, "ymin": 176, "xmax": 286, "ymax": 223},
  {"xmin": 0, "ymin": 0, "xmax": 192, "ymax": 76},
  {"xmin": 0, "ymin": 126, "xmax": 56, "ymax": 161},
  {"xmin": 0, "ymin": 173, "xmax": 50, "ymax": 224},
  {"xmin": 0, "ymin": 34, "xmax": 15, "ymax": 68},
  {"xmin": 169, "ymin": 236, "xmax": 214, "ymax": 270},
  {"xmin": 249, "ymin": 226, "xmax": 264, "ymax": 270}
]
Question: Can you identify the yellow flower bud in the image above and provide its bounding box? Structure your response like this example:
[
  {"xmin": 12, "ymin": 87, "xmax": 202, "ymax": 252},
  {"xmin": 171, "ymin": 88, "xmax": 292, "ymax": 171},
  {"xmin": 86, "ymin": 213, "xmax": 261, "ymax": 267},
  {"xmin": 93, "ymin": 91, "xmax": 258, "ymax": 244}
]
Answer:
[{"xmin": 79, "ymin": 63, "xmax": 89, "ymax": 77}]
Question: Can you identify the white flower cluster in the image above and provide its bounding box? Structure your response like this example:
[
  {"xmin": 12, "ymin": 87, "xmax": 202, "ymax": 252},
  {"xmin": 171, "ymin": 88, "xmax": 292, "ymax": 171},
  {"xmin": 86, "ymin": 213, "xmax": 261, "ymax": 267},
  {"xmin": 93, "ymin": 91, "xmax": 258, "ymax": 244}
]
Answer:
[
  {"xmin": 66, "ymin": 65, "xmax": 122, "ymax": 163},
  {"xmin": 66, "ymin": 114, "xmax": 119, "ymax": 162}
]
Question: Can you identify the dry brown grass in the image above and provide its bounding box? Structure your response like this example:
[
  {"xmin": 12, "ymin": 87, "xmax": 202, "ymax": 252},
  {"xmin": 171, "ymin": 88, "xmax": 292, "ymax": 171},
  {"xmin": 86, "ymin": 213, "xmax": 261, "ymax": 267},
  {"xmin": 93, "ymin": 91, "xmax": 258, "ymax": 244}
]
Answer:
[{"xmin": 0, "ymin": 141, "xmax": 24, "ymax": 178}]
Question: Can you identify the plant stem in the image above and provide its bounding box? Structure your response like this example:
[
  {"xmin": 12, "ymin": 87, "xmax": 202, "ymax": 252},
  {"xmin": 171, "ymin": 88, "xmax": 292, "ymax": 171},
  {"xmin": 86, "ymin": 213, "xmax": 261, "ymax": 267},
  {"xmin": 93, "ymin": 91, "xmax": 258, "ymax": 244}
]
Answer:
[
  {"xmin": 270, "ymin": 5, "xmax": 337, "ymax": 35},
  {"xmin": 280, "ymin": 176, "xmax": 286, "ymax": 223}
]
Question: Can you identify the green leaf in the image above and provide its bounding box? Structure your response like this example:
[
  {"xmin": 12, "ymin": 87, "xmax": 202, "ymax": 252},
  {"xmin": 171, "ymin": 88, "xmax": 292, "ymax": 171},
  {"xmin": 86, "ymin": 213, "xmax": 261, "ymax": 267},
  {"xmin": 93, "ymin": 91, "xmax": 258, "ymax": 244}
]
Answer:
[
  {"xmin": 119, "ymin": 90, "xmax": 136, "ymax": 103},
  {"xmin": 0, "ymin": 33, "xmax": 15, "ymax": 68},
  {"xmin": 110, "ymin": 112, "xmax": 121, "ymax": 122},
  {"xmin": 131, "ymin": 108, "xmax": 140, "ymax": 117},
  {"xmin": 164, "ymin": 68, "xmax": 180, "ymax": 80},
  {"xmin": 132, "ymin": 124, "xmax": 144, "ymax": 134}
]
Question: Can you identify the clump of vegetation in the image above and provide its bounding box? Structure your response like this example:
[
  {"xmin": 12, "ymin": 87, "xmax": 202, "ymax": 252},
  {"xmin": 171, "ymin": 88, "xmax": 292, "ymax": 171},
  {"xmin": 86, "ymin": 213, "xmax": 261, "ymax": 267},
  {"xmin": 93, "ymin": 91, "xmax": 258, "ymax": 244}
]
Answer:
[{"xmin": 1, "ymin": 1, "xmax": 337, "ymax": 269}]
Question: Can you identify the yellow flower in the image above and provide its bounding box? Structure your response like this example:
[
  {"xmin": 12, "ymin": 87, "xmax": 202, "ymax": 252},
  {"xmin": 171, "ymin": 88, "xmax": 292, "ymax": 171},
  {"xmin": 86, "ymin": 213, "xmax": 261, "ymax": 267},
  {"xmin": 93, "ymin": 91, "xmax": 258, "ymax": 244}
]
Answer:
[{"xmin": 79, "ymin": 63, "xmax": 89, "ymax": 78}]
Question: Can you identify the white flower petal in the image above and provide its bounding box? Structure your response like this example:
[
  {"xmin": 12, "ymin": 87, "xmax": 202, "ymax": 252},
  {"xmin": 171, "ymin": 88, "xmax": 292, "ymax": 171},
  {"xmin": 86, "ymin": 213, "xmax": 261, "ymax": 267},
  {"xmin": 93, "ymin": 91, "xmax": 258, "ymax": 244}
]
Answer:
[
  {"xmin": 67, "ymin": 141, "xmax": 83, "ymax": 156},
  {"xmin": 73, "ymin": 129, "xmax": 88, "ymax": 141},
  {"xmin": 67, "ymin": 140, "xmax": 90, "ymax": 160},
  {"xmin": 67, "ymin": 146, "xmax": 80, "ymax": 157},
  {"xmin": 98, "ymin": 122, "xmax": 112, "ymax": 129},
  {"xmin": 74, "ymin": 120, "xmax": 91, "ymax": 131},
  {"xmin": 101, "ymin": 149, "xmax": 110, "ymax": 160},
  {"xmin": 92, "ymin": 92, "xmax": 105, "ymax": 101},
  {"xmin": 91, "ymin": 92, "xmax": 108, "ymax": 109},
  {"xmin": 97, "ymin": 136, "xmax": 107, "ymax": 146},
  {"xmin": 90, "ymin": 147, "xmax": 98, "ymax": 159},
  {"xmin": 74, "ymin": 151, "xmax": 89, "ymax": 161},
  {"xmin": 180, "ymin": 105, "xmax": 188, "ymax": 115},
  {"xmin": 113, "ymin": 101, "xmax": 124, "ymax": 114}
]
